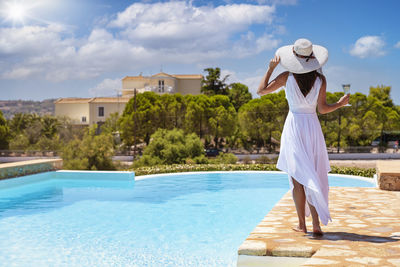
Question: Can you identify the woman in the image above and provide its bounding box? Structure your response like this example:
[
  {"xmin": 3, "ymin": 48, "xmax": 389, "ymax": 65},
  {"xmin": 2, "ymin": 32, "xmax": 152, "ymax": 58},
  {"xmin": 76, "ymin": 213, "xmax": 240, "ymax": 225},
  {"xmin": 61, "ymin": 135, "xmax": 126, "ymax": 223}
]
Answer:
[{"xmin": 257, "ymin": 39, "xmax": 349, "ymax": 235}]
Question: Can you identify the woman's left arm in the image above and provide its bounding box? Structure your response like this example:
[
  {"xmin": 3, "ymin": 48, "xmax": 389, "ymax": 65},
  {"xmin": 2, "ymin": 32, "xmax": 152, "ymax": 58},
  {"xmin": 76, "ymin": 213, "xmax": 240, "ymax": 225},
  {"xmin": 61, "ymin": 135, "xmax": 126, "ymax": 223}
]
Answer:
[{"xmin": 257, "ymin": 56, "xmax": 288, "ymax": 96}]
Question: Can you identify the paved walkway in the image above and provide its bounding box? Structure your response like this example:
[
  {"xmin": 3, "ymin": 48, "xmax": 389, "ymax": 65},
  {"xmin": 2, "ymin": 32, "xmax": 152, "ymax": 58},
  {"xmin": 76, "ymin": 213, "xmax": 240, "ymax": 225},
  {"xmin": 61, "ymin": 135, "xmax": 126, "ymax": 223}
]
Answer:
[{"xmin": 238, "ymin": 187, "xmax": 400, "ymax": 266}]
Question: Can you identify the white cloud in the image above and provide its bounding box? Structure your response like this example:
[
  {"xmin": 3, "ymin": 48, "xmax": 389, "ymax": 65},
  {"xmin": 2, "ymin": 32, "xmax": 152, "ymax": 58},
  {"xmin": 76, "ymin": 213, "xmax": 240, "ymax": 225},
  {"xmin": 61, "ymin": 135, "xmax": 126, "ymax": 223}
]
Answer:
[
  {"xmin": 0, "ymin": 2, "xmax": 279, "ymax": 82},
  {"xmin": 349, "ymin": 36, "xmax": 386, "ymax": 58},
  {"xmin": 89, "ymin": 78, "xmax": 122, "ymax": 97},
  {"xmin": 109, "ymin": 1, "xmax": 277, "ymax": 53},
  {"xmin": 395, "ymin": 41, "xmax": 400, "ymax": 48}
]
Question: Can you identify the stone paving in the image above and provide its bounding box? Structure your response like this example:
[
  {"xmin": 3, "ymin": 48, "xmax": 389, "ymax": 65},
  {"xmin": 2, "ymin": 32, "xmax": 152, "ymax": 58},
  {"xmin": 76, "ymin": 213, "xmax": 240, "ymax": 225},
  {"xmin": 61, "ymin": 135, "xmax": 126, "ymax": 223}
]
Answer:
[{"xmin": 238, "ymin": 187, "xmax": 400, "ymax": 266}]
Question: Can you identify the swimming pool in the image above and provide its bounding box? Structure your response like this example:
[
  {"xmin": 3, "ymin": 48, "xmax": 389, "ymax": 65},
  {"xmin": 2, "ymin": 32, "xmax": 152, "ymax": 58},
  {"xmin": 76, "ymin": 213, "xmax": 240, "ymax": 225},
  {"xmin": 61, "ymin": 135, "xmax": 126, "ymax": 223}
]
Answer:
[{"xmin": 0, "ymin": 171, "xmax": 374, "ymax": 266}]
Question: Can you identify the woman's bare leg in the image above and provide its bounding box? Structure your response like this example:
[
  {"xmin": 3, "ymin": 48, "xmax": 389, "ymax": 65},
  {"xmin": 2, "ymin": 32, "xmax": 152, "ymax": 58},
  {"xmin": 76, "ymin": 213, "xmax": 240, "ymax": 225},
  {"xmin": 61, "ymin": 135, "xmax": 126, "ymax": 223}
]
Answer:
[
  {"xmin": 291, "ymin": 177, "xmax": 307, "ymax": 233},
  {"xmin": 308, "ymin": 203, "xmax": 323, "ymax": 235}
]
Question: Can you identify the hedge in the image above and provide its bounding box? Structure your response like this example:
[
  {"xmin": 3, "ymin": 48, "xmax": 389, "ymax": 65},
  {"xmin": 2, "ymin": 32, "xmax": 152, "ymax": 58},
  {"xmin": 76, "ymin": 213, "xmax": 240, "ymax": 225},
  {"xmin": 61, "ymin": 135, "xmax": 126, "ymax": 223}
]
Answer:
[{"xmin": 131, "ymin": 164, "xmax": 375, "ymax": 178}]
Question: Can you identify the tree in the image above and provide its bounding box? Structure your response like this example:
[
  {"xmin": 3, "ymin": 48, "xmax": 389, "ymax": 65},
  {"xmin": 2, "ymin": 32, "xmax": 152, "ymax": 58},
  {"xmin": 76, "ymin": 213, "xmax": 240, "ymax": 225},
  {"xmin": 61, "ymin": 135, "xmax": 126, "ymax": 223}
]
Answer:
[
  {"xmin": 184, "ymin": 94, "xmax": 211, "ymax": 139},
  {"xmin": 158, "ymin": 93, "xmax": 186, "ymax": 129},
  {"xmin": 0, "ymin": 110, "xmax": 9, "ymax": 149},
  {"xmin": 41, "ymin": 115, "xmax": 60, "ymax": 138},
  {"xmin": 62, "ymin": 125, "xmax": 115, "ymax": 170},
  {"xmin": 120, "ymin": 91, "xmax": 161, "ymax": 146},
  {"xmin": 228, "ymin": 83, "xmax": 252, "ymax": 111},
  {"xmin": 369, "ymin": 85, "xmax": 394, "ymax": 108},
  {"xmin": 368, "ymin": 93, "xmax": 400, "ymax": 147},
  {"xmin": 8, "ymin": 113, "xmax": 34, "ymax": 135},
  {"xmin": 101, "ymin": 112, "xmax": 120, "ymax": 135},
  {"xmin": 201, "ymin": 67, "xmax": 229, "ymax": 95},
  {"xmin": 208, "ymin": 95, "xmax": 237, "ymax": 148},
  {"xmin": 57, "ymin": 116, "xmax": 85, "ymax": 143},
  {"xmin": 238, "ymin": 91, "xmax": 287, "ymax": 152}
]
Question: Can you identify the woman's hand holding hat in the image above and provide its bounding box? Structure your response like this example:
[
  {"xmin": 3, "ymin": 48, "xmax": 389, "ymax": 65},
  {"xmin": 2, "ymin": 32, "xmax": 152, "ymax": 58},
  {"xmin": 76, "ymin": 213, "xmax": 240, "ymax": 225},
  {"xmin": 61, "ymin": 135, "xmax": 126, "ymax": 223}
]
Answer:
[{"xmin": 269, "ymin": 55, "xmax": 280, "ymax": 70}]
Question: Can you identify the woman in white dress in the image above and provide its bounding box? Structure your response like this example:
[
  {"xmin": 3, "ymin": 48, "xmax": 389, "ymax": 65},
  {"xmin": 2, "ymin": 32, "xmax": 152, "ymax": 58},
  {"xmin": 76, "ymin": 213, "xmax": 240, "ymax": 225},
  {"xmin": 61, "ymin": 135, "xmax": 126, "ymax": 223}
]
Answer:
[{"xmin": 257, "ymin": 39, "xmax": 349, "ymax": 235}]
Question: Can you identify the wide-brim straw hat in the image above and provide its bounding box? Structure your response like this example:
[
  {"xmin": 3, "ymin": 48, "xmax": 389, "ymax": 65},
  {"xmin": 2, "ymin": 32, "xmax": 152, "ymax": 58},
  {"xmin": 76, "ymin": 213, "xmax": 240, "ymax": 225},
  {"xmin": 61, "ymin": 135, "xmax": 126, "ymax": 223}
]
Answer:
[{"xmin": 276, "ymin": 38, "xmax": 328, "ymax": 74}]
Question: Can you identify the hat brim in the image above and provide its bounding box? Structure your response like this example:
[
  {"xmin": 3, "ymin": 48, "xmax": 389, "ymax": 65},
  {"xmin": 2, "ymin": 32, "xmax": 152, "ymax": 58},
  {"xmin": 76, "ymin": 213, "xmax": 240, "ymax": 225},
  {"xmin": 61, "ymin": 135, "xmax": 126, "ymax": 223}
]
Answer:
[{"xmin": 276, "ymin": 44, "xmax": 328, "ymax": 74}]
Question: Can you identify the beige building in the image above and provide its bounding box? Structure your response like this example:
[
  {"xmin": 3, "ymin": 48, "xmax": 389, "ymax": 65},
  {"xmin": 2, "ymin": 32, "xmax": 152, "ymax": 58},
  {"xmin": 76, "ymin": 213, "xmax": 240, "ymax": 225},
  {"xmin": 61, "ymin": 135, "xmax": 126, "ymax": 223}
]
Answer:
[
  {"xmin": 122, "ymin": 72, "xmax": 202, "ymax": 96},
  {"xmin": 55, "ymin": 97, "xmax": 130, "ymax": 125},
  {"xmin": 55, "ymin": 72, "xmax": 203, "ymax": 125}
]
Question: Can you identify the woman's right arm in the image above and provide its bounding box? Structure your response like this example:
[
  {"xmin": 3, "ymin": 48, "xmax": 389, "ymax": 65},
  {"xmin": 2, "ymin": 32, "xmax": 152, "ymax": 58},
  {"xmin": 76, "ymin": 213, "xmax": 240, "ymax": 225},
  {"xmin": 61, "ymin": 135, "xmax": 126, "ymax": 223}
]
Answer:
[
  {"xmin": 317, "ymin": 75, "xmax": 349, "ymax": 114},
  {"xmin": 257, "ymin": 55, "xmax": 288, "ymax": 96}
]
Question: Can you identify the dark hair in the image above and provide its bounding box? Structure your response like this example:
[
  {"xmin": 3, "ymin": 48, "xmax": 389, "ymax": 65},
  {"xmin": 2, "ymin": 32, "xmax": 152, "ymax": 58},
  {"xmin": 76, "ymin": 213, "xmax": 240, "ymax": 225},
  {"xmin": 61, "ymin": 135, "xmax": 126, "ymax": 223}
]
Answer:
[{"xmin": 293, "ymin": 70, "xmax": 321, "ymax": 97}]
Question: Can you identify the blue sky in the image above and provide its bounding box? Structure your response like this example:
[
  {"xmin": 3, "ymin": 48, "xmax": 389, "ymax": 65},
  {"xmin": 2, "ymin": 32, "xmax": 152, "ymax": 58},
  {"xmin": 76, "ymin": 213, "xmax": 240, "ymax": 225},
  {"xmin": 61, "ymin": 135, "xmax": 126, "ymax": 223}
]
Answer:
[{"xmin": 0, "ymin": 0, "xmax": 399, "ymax": 104}]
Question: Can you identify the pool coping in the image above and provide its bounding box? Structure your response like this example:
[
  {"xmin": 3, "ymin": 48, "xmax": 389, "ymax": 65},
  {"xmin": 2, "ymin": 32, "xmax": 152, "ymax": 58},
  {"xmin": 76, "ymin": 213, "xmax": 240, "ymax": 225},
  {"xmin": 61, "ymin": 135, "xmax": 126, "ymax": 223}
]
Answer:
[{"xmin": 135, "ymin": 170, "xmax": 376, "ymax": 185}]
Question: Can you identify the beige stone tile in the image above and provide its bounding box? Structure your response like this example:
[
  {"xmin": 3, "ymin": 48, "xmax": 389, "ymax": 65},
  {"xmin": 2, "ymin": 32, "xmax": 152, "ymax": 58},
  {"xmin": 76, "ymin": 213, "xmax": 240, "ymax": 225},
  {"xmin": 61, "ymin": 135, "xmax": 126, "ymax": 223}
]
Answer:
[
  {"xmin": 388, "ymin": 258, "xmax": 400, "ymax": 266},
  {"xmin": 313, "ymin": 248, "xmax": 357, "ymax": 256},
  {"xmin": 272, "ymin": 245, "xmax": 314, "ymax": 257},
  {"xmin": 302, "ymin": 258, "xmax": 340, "ymax": 265},
  {"xmin": 238, "ymin": 240, "xmax": 267, "ymax": 256},
  {"xmin": 345, "ymin": 257, "xmax": 382, "ymax": 265}
]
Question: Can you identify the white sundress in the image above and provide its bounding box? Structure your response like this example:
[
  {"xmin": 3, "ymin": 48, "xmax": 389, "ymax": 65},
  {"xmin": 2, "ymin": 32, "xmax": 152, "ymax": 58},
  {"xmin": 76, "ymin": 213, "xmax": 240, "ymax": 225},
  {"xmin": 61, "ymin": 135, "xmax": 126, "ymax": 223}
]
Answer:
[{"xmin": 276, "ymin": 72, "xmax": 332, "ymax": 226}]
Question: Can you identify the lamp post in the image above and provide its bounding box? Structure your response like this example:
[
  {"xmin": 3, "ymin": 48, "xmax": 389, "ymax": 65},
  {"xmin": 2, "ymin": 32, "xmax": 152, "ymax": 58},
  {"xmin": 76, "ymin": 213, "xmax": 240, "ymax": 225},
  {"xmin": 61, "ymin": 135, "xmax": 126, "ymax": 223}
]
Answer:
[
  {"xmin": 337, "ymin": 84, "xmax": 351, "ymax": 153},
  {"xmin": 337, "ymin": 109, "xmax": 342, "ymax": 153},
  {"xmin": 133, "ymin": 88, "xmax": 137, "ymax": 160}
]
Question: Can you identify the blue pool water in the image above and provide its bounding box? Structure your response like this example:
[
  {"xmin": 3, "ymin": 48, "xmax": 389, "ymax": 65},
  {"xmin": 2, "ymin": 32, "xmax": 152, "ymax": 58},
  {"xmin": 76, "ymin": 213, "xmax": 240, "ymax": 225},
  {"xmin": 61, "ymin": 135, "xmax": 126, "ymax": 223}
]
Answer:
[{"xmin": 0, "ymin": 171, "xmax": 373, "ymax": 266}]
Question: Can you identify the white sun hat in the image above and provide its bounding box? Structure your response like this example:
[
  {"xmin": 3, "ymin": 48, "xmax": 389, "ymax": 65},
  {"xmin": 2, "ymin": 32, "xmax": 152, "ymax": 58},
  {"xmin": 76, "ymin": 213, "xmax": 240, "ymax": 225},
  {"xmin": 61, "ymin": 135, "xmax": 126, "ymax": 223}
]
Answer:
[{"xmin": 276, "ymin": 38, "xmax": 328, "ymax": 74}]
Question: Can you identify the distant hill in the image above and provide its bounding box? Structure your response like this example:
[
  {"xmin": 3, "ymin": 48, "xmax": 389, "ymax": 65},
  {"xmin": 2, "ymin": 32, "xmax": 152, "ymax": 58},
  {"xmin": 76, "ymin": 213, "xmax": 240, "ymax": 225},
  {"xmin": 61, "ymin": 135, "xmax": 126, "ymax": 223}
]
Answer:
[{"xmin": 0, "ymin": 99, "xmax": 55, "ymax": 119}]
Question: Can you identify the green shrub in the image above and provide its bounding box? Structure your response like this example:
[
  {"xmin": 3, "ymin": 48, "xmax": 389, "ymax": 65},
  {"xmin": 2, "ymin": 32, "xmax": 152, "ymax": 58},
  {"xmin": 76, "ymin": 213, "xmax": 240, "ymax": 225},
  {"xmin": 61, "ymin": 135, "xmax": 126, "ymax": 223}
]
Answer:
[
  {"xmin": 35, "ymin": 135, "xmax": 61, "ymax": 151},
  {"xmin": 134, "ymin": 128, "xmax": 204, "ymax": 166},
  {"xmin": 130, "ymin": 164, "xmax": 375, "ymax": 178},
  {"xmin": 329, "ymin": 166, "xmax": 375, "ymax": 178},
  {"xmin": 131, "ymin": 163, "xmax": 278, "ymax": 176},
  {"xmin": 193, "ymin": 155, "xmax": 209, "ymax": 164},
  {"xmin": 62, "ymin": 125, "xmax": 115, "ymax": 170},
  {"xmin": 9, "ymin": 134, "xmax": 30, "ymax": 150}
]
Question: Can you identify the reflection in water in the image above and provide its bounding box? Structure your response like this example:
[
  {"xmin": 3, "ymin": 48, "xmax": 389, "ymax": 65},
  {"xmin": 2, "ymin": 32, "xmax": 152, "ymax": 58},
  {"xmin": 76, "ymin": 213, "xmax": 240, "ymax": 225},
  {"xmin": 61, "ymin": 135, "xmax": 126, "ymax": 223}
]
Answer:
[{"xmin": 0, "ymin": 187, "xmax": 63, "ymax": 216}]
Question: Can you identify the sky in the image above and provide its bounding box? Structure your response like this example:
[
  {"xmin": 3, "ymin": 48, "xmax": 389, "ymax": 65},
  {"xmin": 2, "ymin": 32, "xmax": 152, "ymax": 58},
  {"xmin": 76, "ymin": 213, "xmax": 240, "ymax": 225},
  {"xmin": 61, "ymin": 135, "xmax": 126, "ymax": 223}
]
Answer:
[{"xmin": 0, "ymin": 0, "xmax": 400, "ymax": 104}]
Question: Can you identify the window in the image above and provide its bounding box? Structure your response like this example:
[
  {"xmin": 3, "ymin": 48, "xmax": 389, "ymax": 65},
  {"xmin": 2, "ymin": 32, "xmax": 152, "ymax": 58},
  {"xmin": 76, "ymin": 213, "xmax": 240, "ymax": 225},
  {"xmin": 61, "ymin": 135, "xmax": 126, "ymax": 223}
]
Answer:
[
  {"xmin": 82, "ymin": 116, "xmax": 86, "ymax": 122},
  {"xmin": 158, "ymin": 80, "xmax": 164, "ymax": 92},
  {"xmin": 98, "ymin": 107, "xmax": 104, "ymax": 117}
]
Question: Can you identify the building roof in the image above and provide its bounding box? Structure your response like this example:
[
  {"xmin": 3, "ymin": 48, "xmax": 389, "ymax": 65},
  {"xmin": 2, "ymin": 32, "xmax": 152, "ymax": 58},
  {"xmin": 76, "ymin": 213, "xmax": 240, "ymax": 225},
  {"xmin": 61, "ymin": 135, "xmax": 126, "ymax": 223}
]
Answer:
[
  {"xmin": 89, "ymin": 97, "xmax": 131, "ymax": 103},
  {"xmin": 172, "ymin": 74, "xmax": 203, "ymax": 79},
  {"xmin": 122, "ymin": 75, "xmax": 148, "ymax": 81},
  {"xmin": 55, "ymin": 98, "xmax": 93, "ymax": 104},
  {"xmin": 122, "ymin": 72, "xmax": 203, "ymax": 81},
  {"xmin": 55, "ymin": 97, "xmax": 131, "ymax": 104},
  {"xmin": 152, "ymin": 72, "xmax": 174, "ymax": 78}
]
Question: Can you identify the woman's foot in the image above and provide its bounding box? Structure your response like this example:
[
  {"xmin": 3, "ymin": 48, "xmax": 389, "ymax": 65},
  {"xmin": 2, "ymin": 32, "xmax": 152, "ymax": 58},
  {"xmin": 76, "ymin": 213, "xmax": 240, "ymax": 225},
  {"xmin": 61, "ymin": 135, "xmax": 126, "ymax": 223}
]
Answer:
[
  {"xmin": 312, "ymin": 225, "xmax": 323, "ymax": 236},
  {"xmin": 292, "ymin": 225, "xmax": 307, "ymax": 233}
]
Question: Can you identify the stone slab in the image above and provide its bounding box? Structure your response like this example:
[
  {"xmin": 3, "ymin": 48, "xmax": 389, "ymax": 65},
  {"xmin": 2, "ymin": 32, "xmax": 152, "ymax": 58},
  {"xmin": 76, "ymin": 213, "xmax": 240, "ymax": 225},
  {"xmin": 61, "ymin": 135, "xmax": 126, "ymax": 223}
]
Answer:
[{"xmin": 377, "ymin": 160, "xmax": 400, "ymax": 191}]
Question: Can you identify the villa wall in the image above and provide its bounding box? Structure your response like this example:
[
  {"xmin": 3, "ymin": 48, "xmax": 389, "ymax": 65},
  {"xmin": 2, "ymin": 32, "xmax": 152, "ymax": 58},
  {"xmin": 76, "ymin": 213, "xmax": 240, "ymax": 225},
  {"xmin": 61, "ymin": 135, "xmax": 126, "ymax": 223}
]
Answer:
[
  {"xmin": 55, "ymin": 103, "xmax": 89, "ymax": 124},
  {"xmin": 0, "ymin": 159, "xmax": 63, "ymax": 180},
  {"xmin": 177, "ymin": 78, "xmax": 202, "ymax": 95},
  {"xmin": 89, "ymin": 102, "xmax": 128, "ymax": 125}
]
